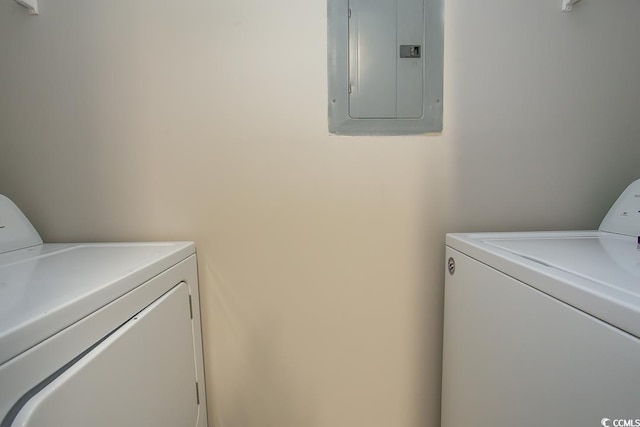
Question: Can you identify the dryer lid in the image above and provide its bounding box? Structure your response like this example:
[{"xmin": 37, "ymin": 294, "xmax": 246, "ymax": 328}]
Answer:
[{"xmin": 0, "ymin": 241, "xmax": 194, "ymax": 365}]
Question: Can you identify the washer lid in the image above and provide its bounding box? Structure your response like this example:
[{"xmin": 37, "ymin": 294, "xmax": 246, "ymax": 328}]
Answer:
[
  {"xmin": 0, "ymin": 242, "xmax": 194, "ymax": 365},
  {"xmin": 485, "ymin": 234, "xmax": 640, "ymax": 296},
  {"xmin": 447, "ymin": 231, "xmax": 640, "ymax": 339}
]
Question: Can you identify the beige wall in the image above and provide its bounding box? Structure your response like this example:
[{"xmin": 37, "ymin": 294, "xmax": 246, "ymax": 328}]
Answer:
[{"xmin": 1, "ymin": 0, "xmax": 640, "ymax": 426}]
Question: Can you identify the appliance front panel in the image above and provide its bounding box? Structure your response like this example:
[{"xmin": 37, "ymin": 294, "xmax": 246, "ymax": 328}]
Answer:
[{"xmin": 10, "ymin": 282, "xmax": 201, "ymax": 427}]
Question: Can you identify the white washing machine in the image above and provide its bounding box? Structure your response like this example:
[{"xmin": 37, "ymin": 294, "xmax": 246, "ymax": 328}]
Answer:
[
  {"xmin": 0, "ymin": 195, "xmax": 208, "ymax": 427},
  {"xmin": 442, "ymin": 179, "xmax": 640, "ymax": 427}
]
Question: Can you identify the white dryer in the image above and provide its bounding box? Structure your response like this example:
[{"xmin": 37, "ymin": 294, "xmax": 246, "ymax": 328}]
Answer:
[
  {"xmin": 442, "ymin": 179, "xmax": 640, "ymax": 427},
  {"xmin": 0, "ymin": 195, "xmax": 208, "ymax": 427}
]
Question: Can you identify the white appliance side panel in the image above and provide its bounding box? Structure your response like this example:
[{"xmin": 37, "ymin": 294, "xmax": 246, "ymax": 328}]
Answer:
[
  {"xmin": 442, "ymin": 248, "xmax": 640, "ymax": 427},
  {"xmin": 11, "ymin": 282, "xmax": 199, "ymax": 427}
]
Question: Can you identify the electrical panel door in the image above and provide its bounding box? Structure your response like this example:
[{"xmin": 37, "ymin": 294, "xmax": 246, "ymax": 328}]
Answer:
[
  {"xmin": 348, "ymin": 0, "xmax": 424, "ymax": 119},
  {"xmin": 328, "ymin": 0, "xmax": 443, "ymax": 135}
]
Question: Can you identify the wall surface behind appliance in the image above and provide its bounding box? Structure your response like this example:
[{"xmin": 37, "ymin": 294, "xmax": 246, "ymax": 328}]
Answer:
[{"xmin": 1, "ymin": 1, "xmax": 640, "ymax": 427}]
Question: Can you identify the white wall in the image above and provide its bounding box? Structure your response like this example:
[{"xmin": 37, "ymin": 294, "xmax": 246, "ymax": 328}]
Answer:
[{"xmin": 1, "ymin": 1, "xmax": 639, "ymax": 426}]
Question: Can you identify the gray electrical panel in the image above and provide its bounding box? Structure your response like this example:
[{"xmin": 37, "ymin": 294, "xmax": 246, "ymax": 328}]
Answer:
[{"xmin": 328, "ymin": 0, "xmax": 443, "ymax": 135}]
